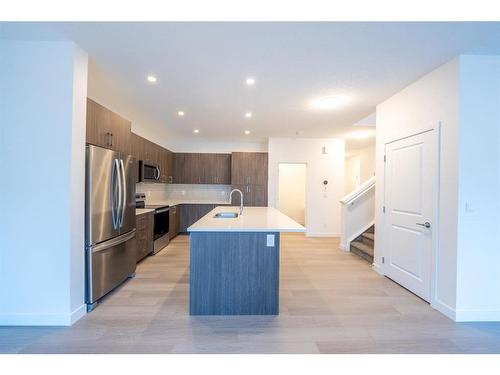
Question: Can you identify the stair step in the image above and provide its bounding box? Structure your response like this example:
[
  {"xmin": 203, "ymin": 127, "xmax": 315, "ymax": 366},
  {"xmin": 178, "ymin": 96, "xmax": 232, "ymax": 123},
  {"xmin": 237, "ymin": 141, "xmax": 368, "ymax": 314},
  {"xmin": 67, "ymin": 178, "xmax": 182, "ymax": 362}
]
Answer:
[
  {"xmin": 350, "ymin": 241, "xmax": 374, "ymax": 256},
  {"xmin": 365, "ymin": 225, "xmax": 375, "ymax": 234},
  {"xmin": 361, "ymin": 232, "xmax": 374, "ymax": 241},
  {"xmin": 350, "ymin": 246, "xmax": 374, "ymax": 263}
]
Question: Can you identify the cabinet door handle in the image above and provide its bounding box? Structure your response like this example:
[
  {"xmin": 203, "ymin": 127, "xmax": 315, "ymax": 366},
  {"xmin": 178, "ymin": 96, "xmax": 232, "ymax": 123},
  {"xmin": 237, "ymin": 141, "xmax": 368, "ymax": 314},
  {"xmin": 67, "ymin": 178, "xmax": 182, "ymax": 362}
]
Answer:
[{"xmin": 110, "ymin": 133, "xmax": 113, "ymax": 147}]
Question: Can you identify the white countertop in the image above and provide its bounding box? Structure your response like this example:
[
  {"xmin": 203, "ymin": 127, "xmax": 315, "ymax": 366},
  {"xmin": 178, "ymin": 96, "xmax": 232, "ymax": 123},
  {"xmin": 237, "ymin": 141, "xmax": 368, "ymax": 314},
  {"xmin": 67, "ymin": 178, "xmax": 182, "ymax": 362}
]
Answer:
[
  {"xmin": 136, "ymin": 208, "xmax": 155, "ymax": 215},
  {"xmin": 188, "ymin": 206, "xmax": 306, "ymax": 233}
]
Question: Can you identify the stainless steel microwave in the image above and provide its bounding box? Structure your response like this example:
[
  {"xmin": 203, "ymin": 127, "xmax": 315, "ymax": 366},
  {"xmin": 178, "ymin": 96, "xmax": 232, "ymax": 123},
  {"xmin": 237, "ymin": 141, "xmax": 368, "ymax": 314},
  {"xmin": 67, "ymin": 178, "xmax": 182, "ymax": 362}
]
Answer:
[{"xmin": 139, "ymin": 160, "xmax": 160, "ymax": 182}]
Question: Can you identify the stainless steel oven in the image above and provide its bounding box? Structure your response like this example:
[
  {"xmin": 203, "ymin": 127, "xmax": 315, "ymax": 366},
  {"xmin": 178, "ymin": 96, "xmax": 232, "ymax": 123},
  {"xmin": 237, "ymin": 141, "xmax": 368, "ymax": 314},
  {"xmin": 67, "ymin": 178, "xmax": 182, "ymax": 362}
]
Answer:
[
  {"xmin": 139, "ymin": 160, "xmax": 160, "ymax": 182},
  {"xmin": 151, "ymin": 206, "xmax": 170, "ymax": 254},
  {"xmin": 136, "ymin": 194, "xmax": 170, "ymax": 255}
]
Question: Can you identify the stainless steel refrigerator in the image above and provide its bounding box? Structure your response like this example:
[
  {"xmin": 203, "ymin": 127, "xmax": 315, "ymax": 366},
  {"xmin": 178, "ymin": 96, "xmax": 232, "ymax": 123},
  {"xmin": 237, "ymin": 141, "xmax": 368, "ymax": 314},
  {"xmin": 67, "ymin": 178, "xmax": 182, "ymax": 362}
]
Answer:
[{"xmin": 85, "ymin": 144, "xmax": 137, "ymax": 310}]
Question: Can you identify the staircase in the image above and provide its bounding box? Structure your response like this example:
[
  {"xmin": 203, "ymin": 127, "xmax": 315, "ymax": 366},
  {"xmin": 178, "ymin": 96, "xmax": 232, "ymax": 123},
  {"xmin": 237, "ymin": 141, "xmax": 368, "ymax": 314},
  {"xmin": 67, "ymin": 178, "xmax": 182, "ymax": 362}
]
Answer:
[{"xmin": 350, "ymin": 225, "xmax": 374, "ymax": 263}]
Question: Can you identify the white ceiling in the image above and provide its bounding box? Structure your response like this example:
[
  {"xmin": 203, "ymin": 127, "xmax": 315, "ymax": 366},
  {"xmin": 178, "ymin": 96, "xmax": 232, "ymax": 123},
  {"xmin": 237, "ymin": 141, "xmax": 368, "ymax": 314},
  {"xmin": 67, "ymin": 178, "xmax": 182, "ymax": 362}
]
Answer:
[{"xmin": 3, "ymin": 22, "xmax": 500, "ymax": 150}]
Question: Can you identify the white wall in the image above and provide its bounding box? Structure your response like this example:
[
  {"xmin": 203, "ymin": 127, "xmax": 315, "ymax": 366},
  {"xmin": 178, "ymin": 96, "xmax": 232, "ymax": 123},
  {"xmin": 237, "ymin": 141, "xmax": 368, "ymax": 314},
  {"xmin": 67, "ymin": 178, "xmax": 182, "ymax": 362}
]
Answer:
[
  {"xmin": 163, "ymin": 138, "xmax": 268, "ymax": 153},
  {"xmin": 0, "ymin": 40, "xmax": 88, "ymax": 325},
  {"xmin": 268, "ymin": 138, "xmax": 345, "ymax": 236},
  {"xmin": 278, "ymin": 163, "xmax": 307, "ymax": 225},
  {"xmin": 344, "ymin": 144, "xmax": 375, "ymax": 195},
  {"xmin": 455, "ymin": 55, "xmax": 500, "ymax": 321},
  {"xmin": 344, "ymin": 155, "xmax": 360, "ymax": 194},
  {"xmin": 376, "ymin": 58, "xmax": 460, "ymax": 319},
  {"xmin": 376, "ymin": 55, "xmax": 500, "ymax": 321},
  {"xmin": 359, "ymin": 144, "xmax": 376, "ymax": 182}
]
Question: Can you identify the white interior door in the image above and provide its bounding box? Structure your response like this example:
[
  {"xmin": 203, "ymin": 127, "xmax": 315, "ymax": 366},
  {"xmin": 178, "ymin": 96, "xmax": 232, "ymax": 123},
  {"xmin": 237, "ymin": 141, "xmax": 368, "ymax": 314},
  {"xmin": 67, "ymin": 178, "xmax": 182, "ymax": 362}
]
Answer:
[{"xmin": 383, "ymin": 130, "xmax": 436, "ymax": 301}]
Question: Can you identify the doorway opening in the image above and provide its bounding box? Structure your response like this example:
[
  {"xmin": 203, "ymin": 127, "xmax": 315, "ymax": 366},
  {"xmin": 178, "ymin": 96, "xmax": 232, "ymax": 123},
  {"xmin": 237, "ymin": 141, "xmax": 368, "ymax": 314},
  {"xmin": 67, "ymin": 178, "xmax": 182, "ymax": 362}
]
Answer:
[{"xmin": 278, "ymin": 163, "xmax": 307, "ymax": 226}]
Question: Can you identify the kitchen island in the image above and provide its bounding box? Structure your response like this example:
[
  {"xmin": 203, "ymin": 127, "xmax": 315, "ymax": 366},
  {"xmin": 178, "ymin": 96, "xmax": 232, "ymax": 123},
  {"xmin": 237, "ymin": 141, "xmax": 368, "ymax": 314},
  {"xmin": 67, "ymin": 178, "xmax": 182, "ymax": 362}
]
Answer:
[{"xmin": 188, "ymin": 206, "xmax": 305, "ymax": 315}]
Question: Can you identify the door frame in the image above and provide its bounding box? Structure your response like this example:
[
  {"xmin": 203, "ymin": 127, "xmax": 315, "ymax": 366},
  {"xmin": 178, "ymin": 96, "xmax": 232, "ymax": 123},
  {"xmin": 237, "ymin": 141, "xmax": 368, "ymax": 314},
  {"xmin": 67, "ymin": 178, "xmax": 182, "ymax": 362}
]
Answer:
[
  {"xmin": 381, "ymin": 124, "xmax": 441, "ymax": 306},
  {"xmin": 277, "ymin": 162, "xmax": 308, "ymax": 227}
]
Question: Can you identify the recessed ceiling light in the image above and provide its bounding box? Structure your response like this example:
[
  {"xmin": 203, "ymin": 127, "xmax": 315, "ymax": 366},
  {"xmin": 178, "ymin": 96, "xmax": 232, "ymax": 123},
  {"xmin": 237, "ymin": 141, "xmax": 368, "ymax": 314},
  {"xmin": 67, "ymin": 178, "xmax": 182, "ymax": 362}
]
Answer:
[
  {"xmin": 245, "ymin": 112, "xmax": 252, "ymax": 118},
  {"xmin": 310, "ymin": 95, "xmax": 351, "ymax": 110},
  {"xmin": 178, "ymin": 111, "xmax": 185, "ymax": 116},
  {"xmin": 147, "ymin": 75, "xmax": 157, "ymax": 83},
  {"xmin": 193, "ymin": 129, "xmax": 199, "ymax": 134},
  {"xmin": 246, "ymin": 77, "xmax": 255, "ymax": 86},
  {"xmin": 244, "ymin": 130, "xmax": 251, "ymax": 135}
]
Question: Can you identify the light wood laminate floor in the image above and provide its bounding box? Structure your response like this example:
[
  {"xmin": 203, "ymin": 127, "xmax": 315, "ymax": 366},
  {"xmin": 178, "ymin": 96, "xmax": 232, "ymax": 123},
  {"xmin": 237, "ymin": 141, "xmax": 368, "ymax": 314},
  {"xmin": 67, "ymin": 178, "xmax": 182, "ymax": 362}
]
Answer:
[{"xmin": 2, "ymin": 234, "xmax": 500, "ymax": 354}]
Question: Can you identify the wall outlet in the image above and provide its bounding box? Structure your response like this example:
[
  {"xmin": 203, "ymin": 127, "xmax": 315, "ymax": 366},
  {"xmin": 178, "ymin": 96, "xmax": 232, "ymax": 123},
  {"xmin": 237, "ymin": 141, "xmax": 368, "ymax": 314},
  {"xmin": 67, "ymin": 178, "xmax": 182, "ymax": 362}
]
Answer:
[{"xmin": 266, "ymin": 234, "xmax": 275, "ymax": 247}]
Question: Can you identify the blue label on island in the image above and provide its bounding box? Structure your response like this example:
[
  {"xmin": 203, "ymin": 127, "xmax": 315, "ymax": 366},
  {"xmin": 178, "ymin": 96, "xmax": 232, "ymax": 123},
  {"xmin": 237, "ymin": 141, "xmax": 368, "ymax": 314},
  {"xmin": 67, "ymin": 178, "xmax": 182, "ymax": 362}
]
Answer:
[{"xmin": 189, "ymin": 231, "xmax": 280, "ymax": 315}]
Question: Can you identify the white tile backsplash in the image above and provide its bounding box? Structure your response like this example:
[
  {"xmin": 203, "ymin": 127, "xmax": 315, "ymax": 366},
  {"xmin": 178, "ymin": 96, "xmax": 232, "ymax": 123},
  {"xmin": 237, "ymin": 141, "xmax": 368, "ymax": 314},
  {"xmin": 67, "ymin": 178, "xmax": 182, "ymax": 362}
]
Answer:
[{"xmin": 136, "ymin": 183, "xmax": 231, "ymax": 203}]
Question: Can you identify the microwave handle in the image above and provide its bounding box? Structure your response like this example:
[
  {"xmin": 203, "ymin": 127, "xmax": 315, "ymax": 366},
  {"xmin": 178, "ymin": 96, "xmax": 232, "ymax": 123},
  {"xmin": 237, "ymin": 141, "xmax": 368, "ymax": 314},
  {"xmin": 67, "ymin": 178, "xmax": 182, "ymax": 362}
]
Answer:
[{"xmin": 155, "ymin": 166, "xmax": 161, "ymax": 180}]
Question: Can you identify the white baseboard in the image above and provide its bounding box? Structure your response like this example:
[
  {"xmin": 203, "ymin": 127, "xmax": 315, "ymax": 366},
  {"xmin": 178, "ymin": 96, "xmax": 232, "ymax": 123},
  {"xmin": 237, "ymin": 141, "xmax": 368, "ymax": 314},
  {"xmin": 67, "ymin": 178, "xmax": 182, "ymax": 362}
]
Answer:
[
  {"xmin": 306, "ymin": 232, "xmax": 340, "ymax": 237},
  {"xmin": 372, "ymin": 262, "xmax": 384, "ymax": 275},
  {"xmin": 431, "ymin": 299, "xmax": 457, "ymax": 321},
  {"xmin": 0, "ymin": 304, "xmax": 86, "ymax": 326},
  {"xmin": 70, "ymin": 304, "xmax": 87, "ymax": 325},
  {"xmin": 455, "ymin": 309, "xmax": 500, "ymax": 322}
]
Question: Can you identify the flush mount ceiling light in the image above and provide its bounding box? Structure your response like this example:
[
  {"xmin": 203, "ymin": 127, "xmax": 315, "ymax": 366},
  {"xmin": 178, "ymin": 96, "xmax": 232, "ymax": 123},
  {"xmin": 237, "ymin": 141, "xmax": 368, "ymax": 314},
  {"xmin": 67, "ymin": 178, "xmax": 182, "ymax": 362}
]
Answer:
[
  {"xmin": 245, "ymin": 77, "xmax": 255, "ymax": 86},
  {"xmin": 193, "ymin": 129, "xmax": 199, "ymax": 134},
  {"xmin": 310, "ymin": 95, "xmax": 351, "ymax": 110},
  {"xmin": 244, "ymin": 130, "xmax": 251, "ymax": 135},
  {"xmin": 177, "ymin": 111, "xmax": 185, "ymax": 116},
  {"xmin": 147, "ymin": 75, "xmax": 157, "ymax": 83},
  {"xmin": 245, "ymin": 112, "xmax": 253, "ymax": 118}
]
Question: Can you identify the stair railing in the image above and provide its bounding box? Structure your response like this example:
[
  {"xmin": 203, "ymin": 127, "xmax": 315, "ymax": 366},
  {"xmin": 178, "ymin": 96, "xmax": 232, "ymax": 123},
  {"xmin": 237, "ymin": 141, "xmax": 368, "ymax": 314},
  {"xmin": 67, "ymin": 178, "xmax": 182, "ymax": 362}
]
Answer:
[{"xmin": 340, "ymin": 176, "xmax": 375, "ymax": 251}]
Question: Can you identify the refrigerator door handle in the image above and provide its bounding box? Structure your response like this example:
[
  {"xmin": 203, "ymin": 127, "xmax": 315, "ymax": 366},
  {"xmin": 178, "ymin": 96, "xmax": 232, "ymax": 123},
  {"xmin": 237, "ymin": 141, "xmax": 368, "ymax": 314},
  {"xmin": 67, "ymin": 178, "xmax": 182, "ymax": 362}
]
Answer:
[
  {"xmin": 115, "ymin": 158, "xmax": 123, "ymax": 229},
  {"xmin": 92, "ymin": 229, "xmax": 136, "ymax": 253},
  {"xmin": 119, "ymin": 158, "xmax": 127, "ymax": 227},
  {"xmin": 111, "ymin": 158, "xmax": 120, "ymax": 229}
]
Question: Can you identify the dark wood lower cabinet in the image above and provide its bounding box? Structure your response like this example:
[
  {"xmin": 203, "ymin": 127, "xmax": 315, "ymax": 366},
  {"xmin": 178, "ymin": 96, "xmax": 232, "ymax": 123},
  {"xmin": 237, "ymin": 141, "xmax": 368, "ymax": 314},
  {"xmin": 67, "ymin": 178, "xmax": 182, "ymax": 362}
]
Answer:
[
  {"xmin": 179, "ymin": 204, "xmax": 217, "ymax": 233},
  {"xmin": 136, "ymin": 212, "xmax": 154, "ymax": 263},
  {"xmin": 169, "ymin": 205, "xmax": 180, "ymax": 239},
  {"xmin": 231, "ymin": 184, "xmax": 268, "ymax": 207}
]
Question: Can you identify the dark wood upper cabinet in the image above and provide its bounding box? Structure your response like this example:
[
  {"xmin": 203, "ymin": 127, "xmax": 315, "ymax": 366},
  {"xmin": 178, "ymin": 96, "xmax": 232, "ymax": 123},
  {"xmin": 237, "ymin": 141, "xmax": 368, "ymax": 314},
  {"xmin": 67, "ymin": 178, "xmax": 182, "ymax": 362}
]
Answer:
[
  {"xmin": 231, "ymin": 152, "xmax": 268, "ymax": 185},
  {"xmin": 86, "ymin": 98, "xmax": 131, "ymax": 154},
  {"xmin": 231, "ymin": 152, "xmax": 268, "ymax": 206},
  {"xmin": 131, "ymin": 133, "xmax": 144, "ymax": 161},
  {"xmin": 174, "ymin": 153, "xmax": 231, "ymax": 185},
  {"xmin": 130, "ymin": 132, "xmax": 174, "ymax": 183},
  {"xmin": 213, "ymin": 154, "xmax": 231, "ymax": 184},
  {"xmin": 159, "ymin": 148, "xmax": 173, "ymax": 183}
]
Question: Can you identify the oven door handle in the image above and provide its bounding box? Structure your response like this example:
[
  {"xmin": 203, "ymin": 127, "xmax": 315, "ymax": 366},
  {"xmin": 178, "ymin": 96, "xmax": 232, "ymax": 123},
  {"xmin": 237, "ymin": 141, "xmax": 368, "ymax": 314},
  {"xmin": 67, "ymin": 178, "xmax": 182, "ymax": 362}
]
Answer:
[{"xmin": 155, "ymin": 207, "xmax": 169, "ymax": 214}]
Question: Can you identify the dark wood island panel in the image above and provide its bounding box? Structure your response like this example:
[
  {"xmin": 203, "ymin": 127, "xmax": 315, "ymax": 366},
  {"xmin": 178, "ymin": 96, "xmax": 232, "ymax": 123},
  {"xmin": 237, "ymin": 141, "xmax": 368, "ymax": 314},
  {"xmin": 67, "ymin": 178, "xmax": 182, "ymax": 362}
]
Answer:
[{"xmin": 189, "ymin": 231, "xmax": 280, "ymax": 315}]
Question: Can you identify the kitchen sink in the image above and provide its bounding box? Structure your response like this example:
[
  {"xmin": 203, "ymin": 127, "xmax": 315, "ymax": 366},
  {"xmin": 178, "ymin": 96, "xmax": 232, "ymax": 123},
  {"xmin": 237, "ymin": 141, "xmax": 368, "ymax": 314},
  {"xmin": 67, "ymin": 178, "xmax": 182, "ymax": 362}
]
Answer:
[{"xmin": 214, "ymin": 212, "xmax": 239, "ymax": 218}]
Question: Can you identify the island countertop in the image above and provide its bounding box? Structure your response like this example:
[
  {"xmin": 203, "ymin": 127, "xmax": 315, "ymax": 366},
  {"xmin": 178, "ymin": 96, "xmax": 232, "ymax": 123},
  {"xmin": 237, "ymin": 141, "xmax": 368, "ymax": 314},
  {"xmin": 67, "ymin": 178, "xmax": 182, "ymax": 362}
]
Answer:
[{"xmin": 187, "ymin": 206, "xmax": 306, "ymax": 233}]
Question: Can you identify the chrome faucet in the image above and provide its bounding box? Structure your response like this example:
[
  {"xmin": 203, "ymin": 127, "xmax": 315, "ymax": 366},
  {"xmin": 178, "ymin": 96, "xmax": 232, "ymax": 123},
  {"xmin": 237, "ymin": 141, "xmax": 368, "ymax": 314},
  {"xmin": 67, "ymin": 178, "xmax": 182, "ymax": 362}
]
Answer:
[{"xmin": 229, "ymin": 188, "xmax": 244, "ymax": 216}]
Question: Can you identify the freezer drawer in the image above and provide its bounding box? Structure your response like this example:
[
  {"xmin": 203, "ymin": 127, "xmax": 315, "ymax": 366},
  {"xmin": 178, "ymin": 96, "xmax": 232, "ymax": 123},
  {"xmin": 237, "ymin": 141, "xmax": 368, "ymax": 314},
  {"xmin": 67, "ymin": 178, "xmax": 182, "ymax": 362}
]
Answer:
[{"xmin": 86, "ymin": 229, "xmax": 137, "ymax": 307}]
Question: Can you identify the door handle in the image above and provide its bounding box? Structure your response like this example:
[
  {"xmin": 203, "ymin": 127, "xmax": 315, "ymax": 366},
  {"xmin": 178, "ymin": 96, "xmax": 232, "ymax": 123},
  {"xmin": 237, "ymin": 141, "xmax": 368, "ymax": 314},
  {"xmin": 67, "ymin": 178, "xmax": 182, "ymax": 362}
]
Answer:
[
  {"xmin": 113, "ymin": 158, "xmax": 121, "ymax": 229},
  {"xmin": 416, "ymin": 222, "xmax": 431, "ymax": 228},
  {"xmin": 119, "ymin": 159, "xmax": 127, "ymax": 227}
]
